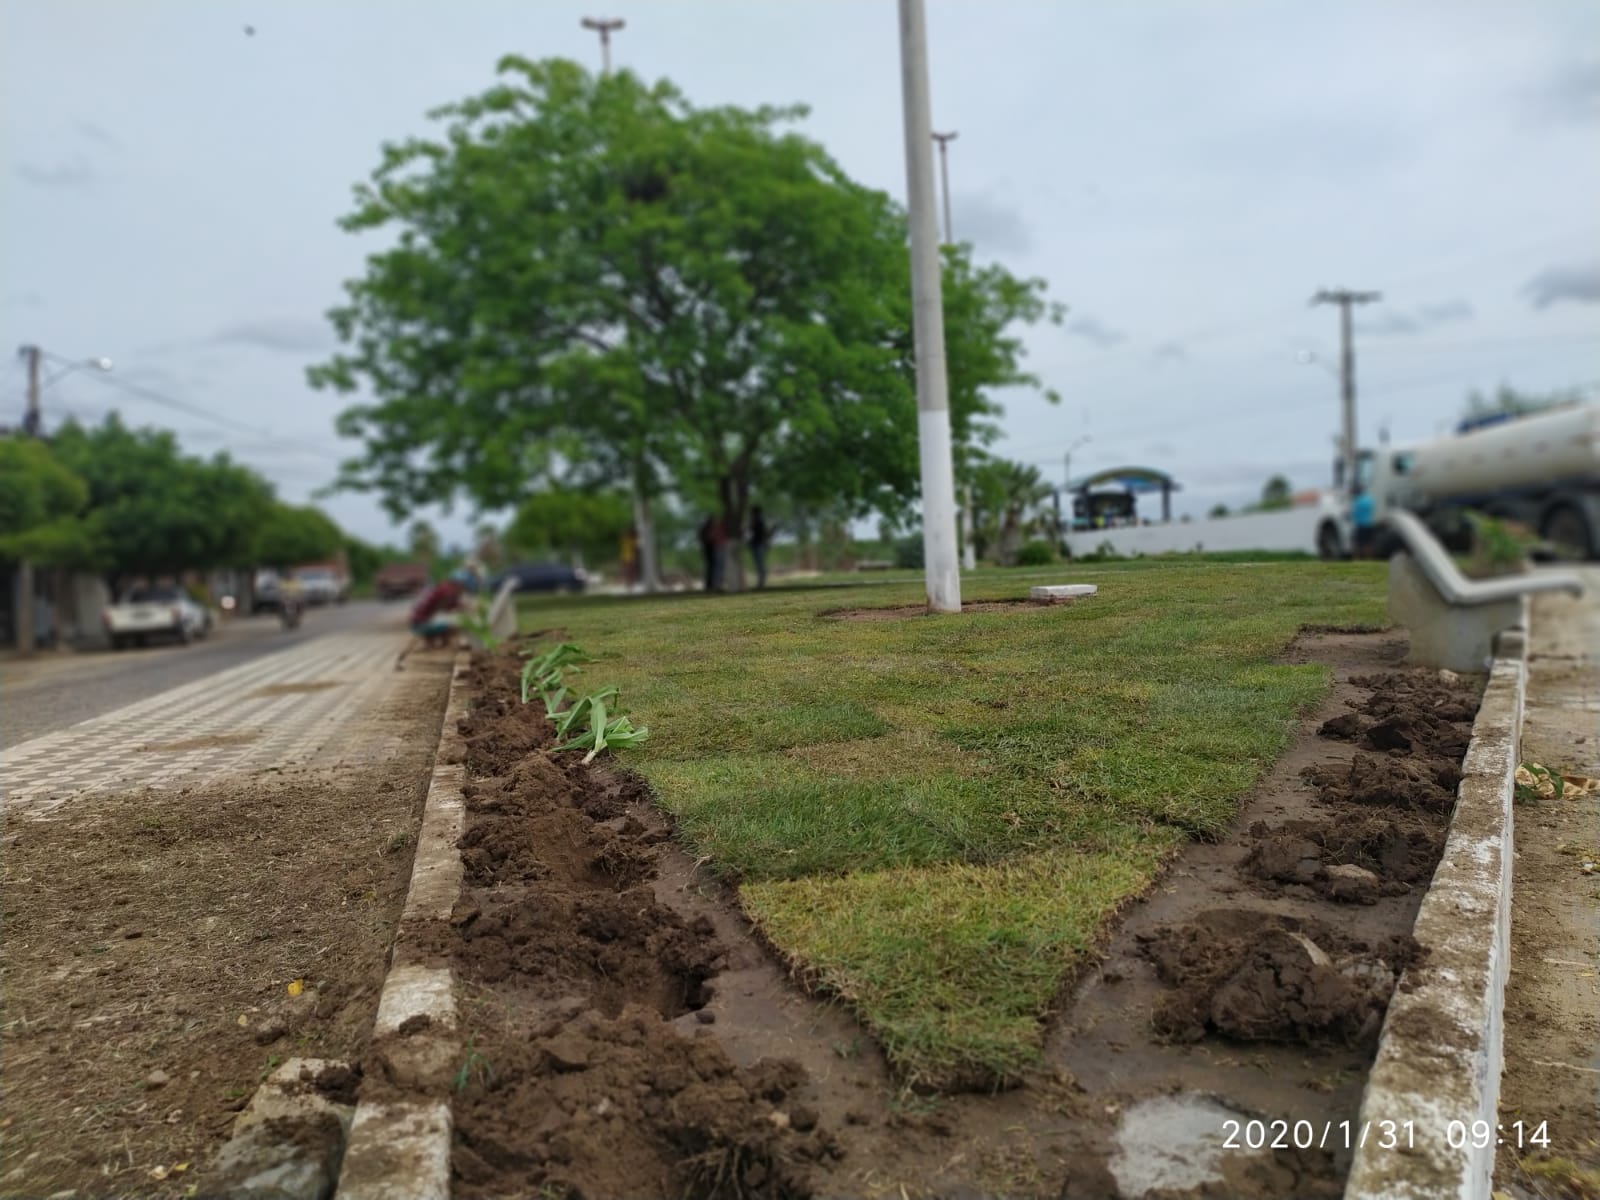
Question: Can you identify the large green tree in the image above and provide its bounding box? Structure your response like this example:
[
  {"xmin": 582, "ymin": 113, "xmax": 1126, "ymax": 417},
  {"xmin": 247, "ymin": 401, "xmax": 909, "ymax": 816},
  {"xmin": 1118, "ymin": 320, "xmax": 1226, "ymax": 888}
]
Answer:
[{"xmin": 309, "ymin": 57, "xmax": 1060, "ymax": 584}]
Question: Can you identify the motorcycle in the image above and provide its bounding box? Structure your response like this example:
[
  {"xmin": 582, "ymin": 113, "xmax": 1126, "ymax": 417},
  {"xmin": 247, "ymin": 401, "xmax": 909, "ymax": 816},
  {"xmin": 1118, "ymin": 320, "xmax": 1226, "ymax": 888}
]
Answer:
[{"xmin": 279, "ymin": 596, "xmax": 304, "ymax": 631}]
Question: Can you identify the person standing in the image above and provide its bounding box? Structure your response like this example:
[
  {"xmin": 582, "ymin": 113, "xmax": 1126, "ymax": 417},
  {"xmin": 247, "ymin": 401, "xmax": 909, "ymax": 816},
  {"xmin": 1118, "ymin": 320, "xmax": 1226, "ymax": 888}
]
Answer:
[
  {"xmin": 698, "ymin": 515, "xmax": 718, "ymax": 593},
  {"xmin": 620, "ymin": 523, "xmax": 639, "ymax": 591},
  {"xmin": 1350, "ymin": 487, "xmax": 1378, "ymax": 559},
  {"xmin": 709, "ymin": 515, "xmax": 728, "ymax": 592},
  {"xmin": 748, "ymin": 505, "xmax": 771, "ymax": 590}
]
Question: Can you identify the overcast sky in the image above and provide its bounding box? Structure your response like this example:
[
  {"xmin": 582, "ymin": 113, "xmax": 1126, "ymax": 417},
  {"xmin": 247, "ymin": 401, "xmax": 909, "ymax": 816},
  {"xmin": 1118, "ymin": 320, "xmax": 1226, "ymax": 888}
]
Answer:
[{"xmin": 4, "ymin": 0, "xmax": 1598, "ymax": 546}]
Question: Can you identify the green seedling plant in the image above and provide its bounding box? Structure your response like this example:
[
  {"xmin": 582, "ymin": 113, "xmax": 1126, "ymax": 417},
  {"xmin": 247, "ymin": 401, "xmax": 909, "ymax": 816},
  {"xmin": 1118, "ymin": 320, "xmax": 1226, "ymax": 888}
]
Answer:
[
  {"xmin": 554, "ymin": 688, "xmax": 649, "ymax": 764},
  {"xmin": 518, "ymin": 643, "xmax": 589, "ymax": 705},
  {"xmin": 552, "ymin": 686, "xmax": 619, "ymax": 738}
]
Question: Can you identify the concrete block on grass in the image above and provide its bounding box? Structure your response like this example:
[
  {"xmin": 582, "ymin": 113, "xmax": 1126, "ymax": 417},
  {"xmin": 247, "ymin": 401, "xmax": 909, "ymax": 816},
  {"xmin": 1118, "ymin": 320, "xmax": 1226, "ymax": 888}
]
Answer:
[{"xmin": 1029, "ymin": 584, "xmax": 1098, "ymax": 604}]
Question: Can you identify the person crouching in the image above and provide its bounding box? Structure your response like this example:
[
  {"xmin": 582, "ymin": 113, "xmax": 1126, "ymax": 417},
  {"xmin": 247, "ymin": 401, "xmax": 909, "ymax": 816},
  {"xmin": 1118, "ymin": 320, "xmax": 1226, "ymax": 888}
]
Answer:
[{"xmin": 395, "ymin": 569, "xmax": 474, "ymax": 670}]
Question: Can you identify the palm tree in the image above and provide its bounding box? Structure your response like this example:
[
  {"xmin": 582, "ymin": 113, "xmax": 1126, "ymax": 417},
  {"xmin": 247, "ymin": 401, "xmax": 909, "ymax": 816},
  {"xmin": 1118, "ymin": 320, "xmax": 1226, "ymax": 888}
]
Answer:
[{"xmin": 989, "ymin": 460, "xmax": 1054, "ymax": 566}]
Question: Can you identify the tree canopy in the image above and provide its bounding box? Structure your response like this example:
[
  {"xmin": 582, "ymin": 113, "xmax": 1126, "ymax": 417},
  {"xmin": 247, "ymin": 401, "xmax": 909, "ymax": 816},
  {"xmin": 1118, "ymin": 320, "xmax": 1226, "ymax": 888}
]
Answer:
[
  {"xmin": 48, "ymin": 416, "xmax": 275, "ymax": 580},
  {"xmin": 251, "ymin": 503, "xmax": 345, "ymax": 569},
  {"xmin": 309, "ymin": 56, "xmax": 1061, "ymax": 560},
  {"xmin": 0, "ymin": 437, "xmax": 91, "ymax": 566}
]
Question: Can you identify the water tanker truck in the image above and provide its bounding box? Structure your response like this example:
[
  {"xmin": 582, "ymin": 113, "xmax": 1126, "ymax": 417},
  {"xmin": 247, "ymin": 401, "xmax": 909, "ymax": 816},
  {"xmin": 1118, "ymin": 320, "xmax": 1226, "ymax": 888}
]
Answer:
[{"xmin": 1317, "ymin": 401, "xmax": 1600, "ymax": 561}]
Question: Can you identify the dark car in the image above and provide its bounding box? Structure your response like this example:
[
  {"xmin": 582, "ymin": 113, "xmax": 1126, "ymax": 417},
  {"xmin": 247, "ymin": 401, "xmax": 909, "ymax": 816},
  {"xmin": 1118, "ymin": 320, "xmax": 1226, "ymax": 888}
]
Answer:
[{"xmin": 491, "ymin": 562, "xmax": 589, "ymax": 595}]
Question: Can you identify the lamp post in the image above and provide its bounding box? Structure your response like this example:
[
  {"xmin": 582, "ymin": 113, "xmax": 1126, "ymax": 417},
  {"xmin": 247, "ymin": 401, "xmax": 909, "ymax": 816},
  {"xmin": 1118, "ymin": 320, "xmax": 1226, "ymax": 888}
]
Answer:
[
  {"xmin": 580, "ymin": 16, "xmax": 625, "ymax": 75},
  {"xmin": 1062, "ymin": 435, "xmax": 1091, "ymax": 541},
  {"xmin": 931, "ymin": 130, "xmax": 957, "ymax": 245}
]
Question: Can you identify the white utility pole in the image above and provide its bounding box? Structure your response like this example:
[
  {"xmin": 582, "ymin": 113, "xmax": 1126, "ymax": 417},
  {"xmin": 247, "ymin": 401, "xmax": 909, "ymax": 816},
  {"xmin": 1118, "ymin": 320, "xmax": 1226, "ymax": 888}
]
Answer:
[
  {"xmin": 580, "ymin": 16, "xmax": 625, "ymax": 75},
  {"xmin": 897, "ymin": 0, "xmax": 961, "ymax": 612}
]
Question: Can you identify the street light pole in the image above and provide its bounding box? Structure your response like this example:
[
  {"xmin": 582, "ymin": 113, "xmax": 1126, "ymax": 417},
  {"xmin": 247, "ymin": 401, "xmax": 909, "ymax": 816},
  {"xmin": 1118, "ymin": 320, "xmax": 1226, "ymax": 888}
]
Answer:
[
  {"xmin": 1063, "ymin": 435, "xmax": 1090, "ymax": 539},
  {"xmin": 931, "ymin": 130, "xmax": 957, "ymax": 245},
  {"xmin": 580, "ymin": 16, "xmax": 625, "ymax": 75},
  {"xmin": 897, "ymin": 0, "xmax": 960, "ymax": 611}
]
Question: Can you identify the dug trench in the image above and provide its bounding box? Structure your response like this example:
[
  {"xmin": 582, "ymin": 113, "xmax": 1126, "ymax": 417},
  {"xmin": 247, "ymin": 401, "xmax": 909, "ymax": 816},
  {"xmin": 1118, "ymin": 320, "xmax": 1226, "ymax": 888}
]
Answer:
[{"xmin": 421, "ymin": 630, "xmax": 1480, "ymax": 1199}]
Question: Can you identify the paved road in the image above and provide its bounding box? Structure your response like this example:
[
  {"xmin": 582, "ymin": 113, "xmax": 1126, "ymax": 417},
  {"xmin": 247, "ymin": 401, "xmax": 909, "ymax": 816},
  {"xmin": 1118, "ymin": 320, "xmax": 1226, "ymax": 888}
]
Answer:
[{"xmin": 0, "ymin": 600, "xmax": 407, "ymax": 749}]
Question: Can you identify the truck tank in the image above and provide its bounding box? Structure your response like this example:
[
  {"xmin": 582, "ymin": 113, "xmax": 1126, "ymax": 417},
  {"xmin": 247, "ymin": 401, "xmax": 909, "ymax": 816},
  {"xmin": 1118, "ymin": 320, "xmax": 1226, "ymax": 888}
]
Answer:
[{"xmin": 1385, "ymin": 402, "xmax": 1600, "ymax": 507}]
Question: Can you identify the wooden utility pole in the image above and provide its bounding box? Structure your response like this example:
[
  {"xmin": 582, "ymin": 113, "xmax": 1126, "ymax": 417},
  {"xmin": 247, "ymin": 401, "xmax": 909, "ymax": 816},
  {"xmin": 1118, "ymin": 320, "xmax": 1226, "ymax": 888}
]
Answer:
[{"xmin": 1311, "ymin": 289, "xmax": 1381, "ymax": 494}]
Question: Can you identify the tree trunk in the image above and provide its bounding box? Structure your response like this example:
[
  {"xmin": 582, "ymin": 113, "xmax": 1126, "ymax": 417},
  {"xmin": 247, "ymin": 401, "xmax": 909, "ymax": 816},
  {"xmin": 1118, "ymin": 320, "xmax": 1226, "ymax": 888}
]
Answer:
[
  {"xmin": 719, "ymin": 473, "xmax": 748, "ymax": 593},
  {"xmin": 999, "ymin": 513, "xmax": 1022, "ymax": 566},
  {"xmin": 16, "ymin": 560, "xmax": 35, "ymax": 656},
  {"xmin": 49, "ymin": 568, "xmax": 66, "ymax": 649},
  {"xmin": 633, "ymin": 489, "xmax": 661, "ymax": 593}
]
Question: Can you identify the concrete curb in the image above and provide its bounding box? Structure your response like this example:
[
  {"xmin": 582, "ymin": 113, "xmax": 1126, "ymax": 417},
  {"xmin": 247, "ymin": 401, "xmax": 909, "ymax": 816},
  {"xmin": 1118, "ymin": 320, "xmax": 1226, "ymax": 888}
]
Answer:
[
  {"xmin": 1344, "ymin": 614, "xmax": 1529, "ymax": 1200},
  {"xmin": 335, "ymin": 652, "xmax": 471, "ymax": 1200}
]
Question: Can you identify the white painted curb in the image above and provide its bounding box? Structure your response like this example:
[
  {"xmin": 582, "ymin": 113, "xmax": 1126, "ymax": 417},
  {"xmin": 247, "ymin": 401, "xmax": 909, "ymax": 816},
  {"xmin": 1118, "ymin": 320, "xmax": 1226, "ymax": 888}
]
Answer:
[
  {"xmin": 336, "ymin": 653, "xmax": 471, "ymax": 1200},
  {"xmin": 1344, "ymin": 625, "xmax": 1528, "ymax": 1200}
]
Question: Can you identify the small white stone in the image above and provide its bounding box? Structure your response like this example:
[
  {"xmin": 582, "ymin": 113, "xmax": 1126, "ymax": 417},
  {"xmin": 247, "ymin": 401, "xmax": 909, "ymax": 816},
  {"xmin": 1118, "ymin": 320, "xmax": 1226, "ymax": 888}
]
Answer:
[{"xmin": 1029, "ymin": 584, "xmax": 1098, "ymax": 602}]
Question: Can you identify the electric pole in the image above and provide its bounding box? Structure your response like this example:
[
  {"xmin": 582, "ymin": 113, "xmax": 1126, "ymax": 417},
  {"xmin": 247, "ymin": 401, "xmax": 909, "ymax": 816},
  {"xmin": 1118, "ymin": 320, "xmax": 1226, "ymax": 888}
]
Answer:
[
  {"xmin": 14, "ymin": 345, "xmax": 43, "ymax": 654},
  {"xmin": 931, "ymin": 131, "xmax": 957, "ymax": 245},
  {"xmin": 580, "ymin": 16, "xmax": 625, "ymax": 75},
  {"xmin": 1311, "ymin": 288, "xmax": 1381, "ymax": 496},
  {"xmin": 20, "ymin": 343, "xmax": 42, "ymax": 437},
  {"xmin": 898, "ymin": 0, "xmax": 960, "ymax": 611}
]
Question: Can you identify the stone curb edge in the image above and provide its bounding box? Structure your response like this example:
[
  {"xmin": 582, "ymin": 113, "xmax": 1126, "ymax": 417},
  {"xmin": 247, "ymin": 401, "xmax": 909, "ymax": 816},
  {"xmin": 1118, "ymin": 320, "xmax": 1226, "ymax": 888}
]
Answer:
[
  {"xmin": 1344, "ymin": 609, "xmax": 1529, "ymax": 1200},
  {"xmin": 335, "ymin": 651, "xmax": 472, "ymax": 1200}
]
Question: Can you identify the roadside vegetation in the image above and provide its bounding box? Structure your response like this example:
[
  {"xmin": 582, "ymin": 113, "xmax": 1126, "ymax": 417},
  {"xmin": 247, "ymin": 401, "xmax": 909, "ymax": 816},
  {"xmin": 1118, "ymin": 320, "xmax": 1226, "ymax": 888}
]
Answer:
[{"xmin": 517, "ymin": 560, "xmax": 1388, "ymax": 1087}]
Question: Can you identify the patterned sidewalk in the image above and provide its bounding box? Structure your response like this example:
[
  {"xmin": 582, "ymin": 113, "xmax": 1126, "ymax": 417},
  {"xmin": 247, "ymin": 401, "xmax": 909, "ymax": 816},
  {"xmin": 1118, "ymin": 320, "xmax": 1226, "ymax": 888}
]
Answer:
[{"xmin": 1, "ymin": 627, "xmax": 418, "ymax": 818}]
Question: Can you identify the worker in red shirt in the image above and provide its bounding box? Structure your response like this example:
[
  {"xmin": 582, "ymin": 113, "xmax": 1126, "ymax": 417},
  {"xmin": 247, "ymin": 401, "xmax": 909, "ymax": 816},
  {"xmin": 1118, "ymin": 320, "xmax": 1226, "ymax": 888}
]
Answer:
[{"xmin": 395, "ymin": 569, "xmax": 473, "ymax": 670}]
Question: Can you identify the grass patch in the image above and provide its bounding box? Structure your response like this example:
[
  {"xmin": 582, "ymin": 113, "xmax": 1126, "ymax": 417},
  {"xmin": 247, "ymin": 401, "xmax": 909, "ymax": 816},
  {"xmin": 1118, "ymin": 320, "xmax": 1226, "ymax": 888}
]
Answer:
[{"xmin": 515, "ymin": 560, "xmax": 1387, "ymax": 1086}]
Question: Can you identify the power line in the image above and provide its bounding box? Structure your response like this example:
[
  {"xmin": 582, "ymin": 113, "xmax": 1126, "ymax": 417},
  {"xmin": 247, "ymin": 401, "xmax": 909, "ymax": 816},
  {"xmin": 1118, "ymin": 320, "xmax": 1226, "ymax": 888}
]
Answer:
[{"xmin": 74, "ymin": 369, "xmax": 347, "ymax": 463}]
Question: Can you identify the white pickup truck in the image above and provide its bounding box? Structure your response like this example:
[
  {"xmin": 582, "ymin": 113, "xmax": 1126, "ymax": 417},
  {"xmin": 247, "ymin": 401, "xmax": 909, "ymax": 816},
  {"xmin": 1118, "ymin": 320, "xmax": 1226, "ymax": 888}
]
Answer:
[{"xmin": 103, "ymin": 585, "xmax": 213, "ymax": 649}]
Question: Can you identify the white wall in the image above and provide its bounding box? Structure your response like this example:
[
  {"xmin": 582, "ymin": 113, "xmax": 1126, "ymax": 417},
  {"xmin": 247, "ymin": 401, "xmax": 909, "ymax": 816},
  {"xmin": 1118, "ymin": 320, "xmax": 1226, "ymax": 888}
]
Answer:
[{"xmin": 1065, "ymin": 506, "xmax": 1322, "ymax": 557}]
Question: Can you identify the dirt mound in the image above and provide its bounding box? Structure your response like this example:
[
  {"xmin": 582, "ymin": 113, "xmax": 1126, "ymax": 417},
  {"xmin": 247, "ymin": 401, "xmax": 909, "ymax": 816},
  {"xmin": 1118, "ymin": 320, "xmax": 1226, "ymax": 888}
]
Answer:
[
  {"xmin": 1139, "ymin": 909, "xmax": 1417, "ymax": 1045},
  {"xmin": 1302, "ymin": 753, "xmax": 1462, "ymax": 810},
  {"xmin": 1242, "ymin": 814, "xmax": 1444, "ymax": 902},
  {"xmin": 455, "ymin": 1006, "xmax": 837, "ymax": 1200},
  {"xmin": 437, "ymin": 644, "xmax": 834, "ymax": 1199}
]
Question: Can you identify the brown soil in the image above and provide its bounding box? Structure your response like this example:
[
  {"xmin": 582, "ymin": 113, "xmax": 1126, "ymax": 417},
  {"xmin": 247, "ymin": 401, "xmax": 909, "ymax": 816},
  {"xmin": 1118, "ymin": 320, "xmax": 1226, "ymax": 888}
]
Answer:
[
  {"xmin": 137, "ymin": 732, "xmax": 261, "ymax": 753},
  {"xmin": 1047, "ymin": 632, "xmax": 1481, "ymax": 1196},
  {"xmin": 428, "ymin": 629, "xmax": 1480, "ymax": 1199},
  {"xmin": 0, "ymin": 659, "xmax": 452, "ymax": 1199},
  {"xmin": 1139, "ymin": 909, "xmax": 1418, "ymax": 1045},
  {"xmin": 250, "ymin": 680, "xmax": 344, "ymax": 697},
  {"xmin": 439, "ymin": 648, "xmax": 842, "ymax": 1199}
]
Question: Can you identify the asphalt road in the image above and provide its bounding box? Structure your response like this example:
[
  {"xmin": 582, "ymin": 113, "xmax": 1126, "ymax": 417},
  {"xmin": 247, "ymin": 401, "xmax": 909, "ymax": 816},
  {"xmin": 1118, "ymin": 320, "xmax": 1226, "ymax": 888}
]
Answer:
[{"xmin": 0, "ymin": 599, "xmax": 407, "ymax": 750}]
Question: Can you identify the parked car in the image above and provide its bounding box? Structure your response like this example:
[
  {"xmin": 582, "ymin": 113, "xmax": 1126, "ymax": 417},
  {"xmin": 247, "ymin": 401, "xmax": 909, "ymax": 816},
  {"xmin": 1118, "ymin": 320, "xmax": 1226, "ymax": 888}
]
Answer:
[
  {"xmin": 103, "ymin": 585, "xmax": 212, "ymax": 649},
  {"xmin": 292, "ymin": 566, "xmax": 350, "ymax": 606},
  {"xmin": 375, "ymin": 561, "xmax": 430, "ymax": 600},
  {"xmin": 491, "ymin": 562, "xmax": 589, "ymax": 595}
]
